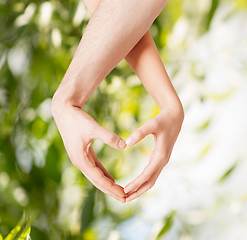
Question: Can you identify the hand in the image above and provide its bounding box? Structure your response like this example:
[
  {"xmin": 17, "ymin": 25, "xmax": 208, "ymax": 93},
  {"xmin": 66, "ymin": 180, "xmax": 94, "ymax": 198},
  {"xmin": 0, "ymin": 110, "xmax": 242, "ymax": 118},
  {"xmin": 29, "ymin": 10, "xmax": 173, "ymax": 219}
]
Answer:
[
  {"xmin": 123, "ymin": 106, "xmax": 184, "ymax": 202},
  {"xmin": 51, "ymin": 102, "xmax": 127, "ymax": 203}
]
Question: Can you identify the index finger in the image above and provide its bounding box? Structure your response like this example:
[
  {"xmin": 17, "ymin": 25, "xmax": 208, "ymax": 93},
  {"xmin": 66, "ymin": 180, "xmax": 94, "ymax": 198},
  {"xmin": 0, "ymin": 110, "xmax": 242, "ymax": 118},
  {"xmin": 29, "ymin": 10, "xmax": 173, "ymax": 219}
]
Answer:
[
  {"xmin": 123, "ymin": 140, "xmax": 167, "ymax": 195},
  {"xmin": 82, "ymin": 164, "xmax": 126, "ymax": 203},
  {"xmin": 79, "ymin": 152, "xmax": 126, "ymax": 202}
]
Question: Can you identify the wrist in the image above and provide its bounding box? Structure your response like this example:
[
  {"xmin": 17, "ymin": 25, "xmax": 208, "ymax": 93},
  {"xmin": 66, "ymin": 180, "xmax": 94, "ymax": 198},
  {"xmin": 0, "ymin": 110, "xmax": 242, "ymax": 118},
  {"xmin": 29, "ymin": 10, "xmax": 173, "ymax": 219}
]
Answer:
[
  {"xmin": 51, "ymin": 88, "xmax": 75, "ymax": 118},
  {"xmin": 51, "ymin": 78, "xmax": 86, "ymax": 118},
  {"xmin": 159, "ymin": 95, "xmax": 184, "ymax": 123}
]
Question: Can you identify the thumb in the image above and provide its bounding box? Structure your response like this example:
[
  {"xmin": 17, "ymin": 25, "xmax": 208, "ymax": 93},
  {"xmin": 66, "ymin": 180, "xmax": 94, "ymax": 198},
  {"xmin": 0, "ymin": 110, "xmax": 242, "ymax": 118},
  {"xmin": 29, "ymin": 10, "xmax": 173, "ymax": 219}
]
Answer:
[
  {"xmin": 95, "ymin": 125, "xmax": 126, "ymax": 150},
  {"xmin": 126, "ymin": 120, "xmax": 154, "ymax": 146}
]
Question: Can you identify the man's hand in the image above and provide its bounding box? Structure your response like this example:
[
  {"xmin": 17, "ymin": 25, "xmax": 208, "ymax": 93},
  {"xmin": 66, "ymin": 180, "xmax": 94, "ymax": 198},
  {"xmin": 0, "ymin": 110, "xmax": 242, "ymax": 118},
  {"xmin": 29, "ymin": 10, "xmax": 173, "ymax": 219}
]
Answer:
[
  {"xmin": 51, "ymin": 100, "xmax": 127, "ymax": 203},
  {"xmin": 124, "ymin": 106, "xmax": 184, "ymax": 202}
]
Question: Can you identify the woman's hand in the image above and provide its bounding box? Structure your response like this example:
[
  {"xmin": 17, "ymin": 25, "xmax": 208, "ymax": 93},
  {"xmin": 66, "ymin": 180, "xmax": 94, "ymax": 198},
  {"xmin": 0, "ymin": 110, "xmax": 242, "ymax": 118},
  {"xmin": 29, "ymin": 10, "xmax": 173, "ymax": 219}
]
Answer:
[
  {"xmin": 51, "ymin": 100, "xmax": 127, "ymax": 203},
  {"xmin": 124, "ymin": 106, "xmax": 184, "ymax": 202}
]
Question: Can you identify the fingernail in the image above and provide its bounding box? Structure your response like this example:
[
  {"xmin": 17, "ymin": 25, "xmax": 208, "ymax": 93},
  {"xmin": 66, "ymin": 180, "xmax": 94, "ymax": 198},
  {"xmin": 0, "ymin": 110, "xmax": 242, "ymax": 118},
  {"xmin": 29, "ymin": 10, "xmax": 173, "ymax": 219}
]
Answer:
[
  {"xmin": 118, "ymin": 139, "xmax": 126, "ymax": 149},
  {"xmin": 125, "ymin": 136, "xmax": 134, "ymax": 146}
]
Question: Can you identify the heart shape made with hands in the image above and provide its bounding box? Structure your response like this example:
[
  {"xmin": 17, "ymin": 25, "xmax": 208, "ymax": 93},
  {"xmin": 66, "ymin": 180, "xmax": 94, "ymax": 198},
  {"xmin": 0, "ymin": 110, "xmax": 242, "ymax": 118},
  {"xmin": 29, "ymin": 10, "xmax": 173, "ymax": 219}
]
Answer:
[
  {"xmin": 94, "ymin": 107, "xmax": 182, "ymax": 203},
  {"xmin": 55, "ymin": 106, "xmax": 183, "ymax": 204}
]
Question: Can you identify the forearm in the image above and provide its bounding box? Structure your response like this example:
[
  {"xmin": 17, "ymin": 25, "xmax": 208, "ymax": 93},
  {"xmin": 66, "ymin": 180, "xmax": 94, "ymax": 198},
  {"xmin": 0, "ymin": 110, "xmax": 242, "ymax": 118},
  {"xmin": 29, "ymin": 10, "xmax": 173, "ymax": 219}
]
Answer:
[
  {"xmin": 84, "ymin": 0, "xmax": 183, "ymax": 115},
  {"xmin": 125, "ymin": 32, "xmax": 183, "ymax": 111},
  {"xmin": 52, "ymin": 0, "xmax": 168, "ymax": 113}
]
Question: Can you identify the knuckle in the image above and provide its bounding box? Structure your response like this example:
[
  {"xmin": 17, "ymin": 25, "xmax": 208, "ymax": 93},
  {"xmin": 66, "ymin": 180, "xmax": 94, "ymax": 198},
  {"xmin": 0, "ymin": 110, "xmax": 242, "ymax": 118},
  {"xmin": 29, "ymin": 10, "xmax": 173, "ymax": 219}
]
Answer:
[
  {"xmin": 158, "ymin": 159, "xmax": 166, "ymax": 169},
  {"xmin": 135, "ymin": 128, "xmax": 144, "ymax": 139},
  {"xmin": 152, "ymin": 119, "xmax": 160, "ymax": 129},
  {"xmin": 161, "ymin": 155, "xmax": 169, "ymax": 166},
  {"xmin": 109, "ymin": 134, "xmax": 118, "ymax": 143},
  {"xmin": 108, "ymin": 180, "xmax": 114, "ymax": 188},
  {"xmin": 87, "ymin": 160, "xmax": 97, "ymax": 169},
  {"xmin": 140, "ymin": 172, "xmax": 149, "ymax": 182},
  {"xmin": 147, "ymin": 181, "xmax": 155, "ymax": 190},
  {"xmin": 95, "ymin": 168, "xmax": 105, "ymax": 180}
]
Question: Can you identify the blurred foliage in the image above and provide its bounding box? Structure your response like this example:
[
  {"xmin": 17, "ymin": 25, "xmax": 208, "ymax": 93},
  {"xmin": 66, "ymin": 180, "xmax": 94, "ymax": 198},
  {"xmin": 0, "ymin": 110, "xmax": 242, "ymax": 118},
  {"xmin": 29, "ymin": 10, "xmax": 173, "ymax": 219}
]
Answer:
[
  {"xmin": 0, "ymin": 0, "xmax": 246, "ymax": 239},
  {"xmin": 0, "ymin": 212, "xmax": 31, "ymax": 240},
  {"xmin": 217, "ymin": 160, "xmax": 239, "ymax": 183},
  {"xmin": 156, "ymin": 211, "xmax": 176, "ymax": 240}
]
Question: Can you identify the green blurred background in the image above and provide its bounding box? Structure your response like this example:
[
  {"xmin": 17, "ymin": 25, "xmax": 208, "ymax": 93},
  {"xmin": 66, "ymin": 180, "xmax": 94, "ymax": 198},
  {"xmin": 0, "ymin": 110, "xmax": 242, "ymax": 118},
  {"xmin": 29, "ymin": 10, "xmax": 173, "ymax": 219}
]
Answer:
[{"xmin": 0, "ymin": 0, "xmax": 247, "ymax": 239}]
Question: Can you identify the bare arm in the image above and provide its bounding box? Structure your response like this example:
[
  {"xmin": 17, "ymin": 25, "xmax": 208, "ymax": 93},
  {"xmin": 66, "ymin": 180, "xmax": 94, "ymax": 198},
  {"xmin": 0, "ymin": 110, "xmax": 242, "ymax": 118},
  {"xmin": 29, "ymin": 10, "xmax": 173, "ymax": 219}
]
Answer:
[
  {"xmin": 52, "ymin": 0, "xmax": 168, "ymax": 109},
  {"xmin": 85, "ymin": 0, "xmax": 183, "ymax": 112},
  {"xmin": 51, "ymin": 0, "xmax": 169, "ymax": 203},
  {"xmin": 83, "ymin": 0, "xmax": 184, "ymax": 202}
]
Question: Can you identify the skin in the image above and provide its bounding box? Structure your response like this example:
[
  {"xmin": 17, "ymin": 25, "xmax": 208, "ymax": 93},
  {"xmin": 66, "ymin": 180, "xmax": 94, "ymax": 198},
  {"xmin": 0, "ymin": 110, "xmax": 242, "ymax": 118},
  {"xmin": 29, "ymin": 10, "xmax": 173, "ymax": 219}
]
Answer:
[
  {"xmin": 84, "ymin": 0, "xmax": 184, "ymax": 203},
  {"xmin": 52, "ymin": 0, "xmax": 183, "ymax": 203}
]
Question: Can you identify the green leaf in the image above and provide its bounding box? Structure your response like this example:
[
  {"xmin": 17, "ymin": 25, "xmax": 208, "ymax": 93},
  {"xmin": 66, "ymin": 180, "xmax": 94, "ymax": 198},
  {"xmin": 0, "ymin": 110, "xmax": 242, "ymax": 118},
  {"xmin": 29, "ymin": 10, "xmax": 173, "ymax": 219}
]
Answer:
[
  {"xmin": 80, "ymin": 187, "xmax": 96, "ymax": 234},
  {"xmin": 205, "ymin": 0, "xmax": 219, "ymax": 30},
  {"xmin": 199, "ymin": 142, "xmax": 213, "ymax": 159},
  {"xmin": 4, "ymin": 211, "xmax": 31, "ymax": 240},
  {"xmin": 209, "ymin": 90, "xmax": 235, "ymax": 101},
  {"xmin": 218, "ymin": 160, "xmax": 238, "ymax": 183},
  {"xmin": 196, "ymin": 119, "xmax": 211, "ymax": 132},
  {"xmin": 19, "ymin": 228, "xmax": 31, "ymax": 240},
  {"xmin": 156, "ymin": 211, "xmax": 176, "ymax": 239},
  {"xmin": 4, "ymin": 225, "xmax": 21, "ymax": 240}
]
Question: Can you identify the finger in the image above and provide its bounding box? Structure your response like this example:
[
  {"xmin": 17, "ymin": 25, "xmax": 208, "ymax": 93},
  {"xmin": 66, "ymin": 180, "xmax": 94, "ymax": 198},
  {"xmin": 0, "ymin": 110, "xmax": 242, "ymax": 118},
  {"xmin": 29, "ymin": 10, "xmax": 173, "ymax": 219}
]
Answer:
[
  {"xmin": 94, "ymin": 125, "xmax": 126, "ymax": 150},
  {"xmin": 125, "ymin": 118, "xmax": 156, "ymax": 146},
  {"xmin": 123, "ymin": 140, "xmax": 165, "ymax": 195},
  {"xmin": 82, "ymin": 168, "xmax": 125, "ymax": 202},
  {"xmin": 79, "ymin": 151, "xmax": 126, "ymax": 200},
  {"xmin": 83, "ymin": 170, "xmax": 126, "ymax": 203},
  {"xmin": 89, "ymin": 146, "xmax": 115, "ymax": 182},
  {"xmin": 125, "ymin": 167, "xmax": 162, "ymax": 202}
]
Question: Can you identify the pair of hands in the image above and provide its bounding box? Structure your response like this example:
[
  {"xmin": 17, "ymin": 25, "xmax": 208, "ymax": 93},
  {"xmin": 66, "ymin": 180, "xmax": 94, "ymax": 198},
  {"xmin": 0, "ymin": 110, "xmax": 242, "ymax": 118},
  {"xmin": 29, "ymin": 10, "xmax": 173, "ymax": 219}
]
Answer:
[{"xmin": 51, "ymin": 102, "xmax": 184, "ymax": 203}]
